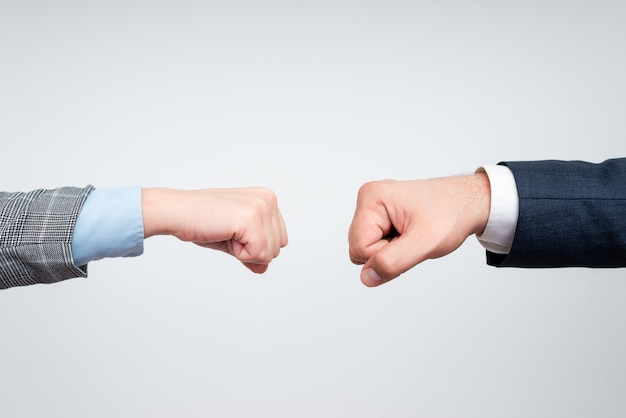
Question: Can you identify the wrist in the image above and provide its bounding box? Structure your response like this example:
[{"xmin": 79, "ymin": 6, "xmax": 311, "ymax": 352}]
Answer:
[
  {"xmin": 142, "ymin": 188, "xmax": 179, "ymax": 238},
  {"xmin": 465, "ymin": 172, "xmax": 491, "ymax": 236}
]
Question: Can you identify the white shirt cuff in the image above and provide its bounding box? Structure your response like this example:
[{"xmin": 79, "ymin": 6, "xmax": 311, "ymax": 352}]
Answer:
[{"xmin": 476, "ymin": 165, "xmax": 519, "ymax": 254}]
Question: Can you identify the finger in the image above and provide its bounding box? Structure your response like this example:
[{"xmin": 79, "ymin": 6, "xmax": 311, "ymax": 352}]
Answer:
[
  {"xmin": 234, "ymin": 235, "xmax": 271, "ymax": 266},
  {"xmin": 237, "ymin": 240, "xmax": 272, "ymax": 264},
  {"xmin": 278, "ymin": 210, "xmax": 288, "ymax": 248},
  {"xmin": 349, "ymin": 238, "xmax": 388, "ymax": 265},
  {"xmin": 348, "ymin": 208, "xmax": 392, "ymax": 265},
  {"xmin": 235, "ymin": 222, "xmax": 275, "ymax": 265},
  {"xmin": 259, "ymin": 213, "xmax": 274, "ymax": 260},
  {"xmin": 348, "ymin": 181, "xmax": 395, "ymax": 260},
  {"xmin": 231, "ymin": 239, "xmax": 245, "ymax": 260},
  {"xmin": 272, "ymin": 213, "xmax": 283, "ymax": 258},
  {"xmin": 269, "ymin": 209, "xmax": 283, "ymax": 259},
  {"xmin": 243, "ymin": 261, "xmax": 269, "ymax": 274},
  {"xmin": 360, "ymin": 230, "xmax": 431, "ymax": 287}
]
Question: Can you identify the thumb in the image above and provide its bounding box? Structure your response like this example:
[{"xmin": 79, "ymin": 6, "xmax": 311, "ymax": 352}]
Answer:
[{"xmin": 360, "ymin": 231, "xmax": 431, "ymax": 287}]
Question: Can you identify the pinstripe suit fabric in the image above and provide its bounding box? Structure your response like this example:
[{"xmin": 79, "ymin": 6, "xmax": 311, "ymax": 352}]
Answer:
[
  {"xmin": 487, "ymin": 158, "xmax": 626, "ymax": 267},
  {"xmin": 0, "ymin": 186, "xmax": 94, "ymax": 289}
]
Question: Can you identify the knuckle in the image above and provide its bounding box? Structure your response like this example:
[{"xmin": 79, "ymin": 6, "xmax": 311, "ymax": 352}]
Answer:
[
  {"xmin": 238, "ymin": 248, "xmax": 271, "ymax": 264},
  {"xmin": 349, "ymin": 244, "xmax": 370, "ymax": 265},
  {"xmin": 255, "ymin": 187, "xmax": 278, "ymax": 204},
  {"xmin": 253, "ymin": 247, "xmax": 273, "ymax": 264},
  {"xmin": 374, "ymin": 251, "xmax": 401, "ymax": 278},
  {"xmin": 260, "ymin": 251, "xmax": 274, "ymax": 264},
  {"xmin": 249, "ymin": 189, "xmax": 278, "ymax": 216},
  {"xmin": 357, "ymin": 181, "xmax": 379, "ymax": 198},
  {"xmin": 348, "ymin": 247, "xmax": 365, "ymax": 264},
  {"xmin": 358, "ymin": 180, "xmax": 395, "ymax": 199}
]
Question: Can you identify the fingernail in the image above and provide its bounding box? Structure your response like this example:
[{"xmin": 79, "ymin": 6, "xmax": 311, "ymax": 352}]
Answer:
[{"xmin": 364, "ymin": 268, "xmax": 383, "ymax": 284}]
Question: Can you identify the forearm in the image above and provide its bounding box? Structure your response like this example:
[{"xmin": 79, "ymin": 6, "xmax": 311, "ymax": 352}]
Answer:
[{"xmin": 141, "ymin": 188, "xmax": 181, "ymax": 238}]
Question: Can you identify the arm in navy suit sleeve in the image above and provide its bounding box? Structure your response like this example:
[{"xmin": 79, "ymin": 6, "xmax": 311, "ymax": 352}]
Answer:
[{"xmin": 487, "ymin": 158, "xmax": 626, "ymax": 267}]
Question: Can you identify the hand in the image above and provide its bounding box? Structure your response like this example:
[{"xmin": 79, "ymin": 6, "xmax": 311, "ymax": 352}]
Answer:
[
  {"xmin": 141, "ymin": 187, "xmax": 288, "ymax": 274},
  {"xmin": 348, "ymin": 173, "xmax": 491, "ymax": 287}
]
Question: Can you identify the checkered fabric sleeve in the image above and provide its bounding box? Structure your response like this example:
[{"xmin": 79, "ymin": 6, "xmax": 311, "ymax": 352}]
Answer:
[{"xmin": 0, "ymin": 185, "xmax": 95, "ymax": 289}]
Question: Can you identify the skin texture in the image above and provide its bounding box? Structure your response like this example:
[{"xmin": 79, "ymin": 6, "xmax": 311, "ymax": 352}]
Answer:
[
  {"xmin": 348, "ymin": 173, "xmax": 491, "ymax": 287},
  {"xmin": 141, "ymin": 187, "xmax": 288, "ymax": 274}
]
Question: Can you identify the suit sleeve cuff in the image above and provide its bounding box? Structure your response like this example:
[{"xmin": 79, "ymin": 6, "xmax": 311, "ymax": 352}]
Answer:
[
  {"xmin": 71, "ymin": 186, "xmax": 144, "ymax": 266},
  {"xmin": 475, "ymin": 165, "xmax": 519, "ymax": 254}
]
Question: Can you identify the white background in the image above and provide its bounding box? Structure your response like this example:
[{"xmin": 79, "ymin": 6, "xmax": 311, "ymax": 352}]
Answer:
[{"xmin": 1, "ymin": 1, "xmax": 625, "ymax": 417}]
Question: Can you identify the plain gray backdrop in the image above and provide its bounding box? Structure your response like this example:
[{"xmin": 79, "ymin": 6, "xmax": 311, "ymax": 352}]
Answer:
[{"xmin": 1, "ymin": 1, "xmax": 625, "ymax": 417}]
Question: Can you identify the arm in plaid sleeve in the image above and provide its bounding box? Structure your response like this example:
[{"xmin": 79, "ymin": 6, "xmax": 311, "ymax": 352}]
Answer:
[
  {"xmin": 0, "ymin": 186, "xmax": 94, "ymax": 289},
  {"xmin": 1, "ymin": 186, "xmax": 289, "ymax": 289}
]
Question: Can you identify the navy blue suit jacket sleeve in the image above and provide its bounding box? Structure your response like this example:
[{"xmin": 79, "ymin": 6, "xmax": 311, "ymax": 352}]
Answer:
[{"xmin": 486, "ymin": 158, "xmax": 626, "ymax": 268}]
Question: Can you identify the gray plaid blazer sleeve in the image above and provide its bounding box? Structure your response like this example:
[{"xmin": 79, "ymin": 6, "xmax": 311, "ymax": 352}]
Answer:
[{"xmin": 0, "ymin": 185, "xmax": 95, "ymax": 289}]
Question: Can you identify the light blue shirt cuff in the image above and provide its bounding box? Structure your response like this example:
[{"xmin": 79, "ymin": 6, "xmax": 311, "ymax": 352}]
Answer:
[{"xmin": 71, "ymin": 186, "xmax": 144, "ymax": 266}]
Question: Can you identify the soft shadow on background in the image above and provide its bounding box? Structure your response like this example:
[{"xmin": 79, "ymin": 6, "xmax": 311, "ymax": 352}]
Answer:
[{"xmin": 1, "ymin": 1, "xmax": 625, "ymax": 417}]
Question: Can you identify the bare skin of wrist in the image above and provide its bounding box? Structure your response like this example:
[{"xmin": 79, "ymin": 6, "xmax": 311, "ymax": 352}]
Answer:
[
  {"xmin": 142, "ymin": 187, "xmax": 288, "ymax": 274},
  {"xmin": 348, "ymin": 172, "xmax": 491, "ymax": 287}
]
